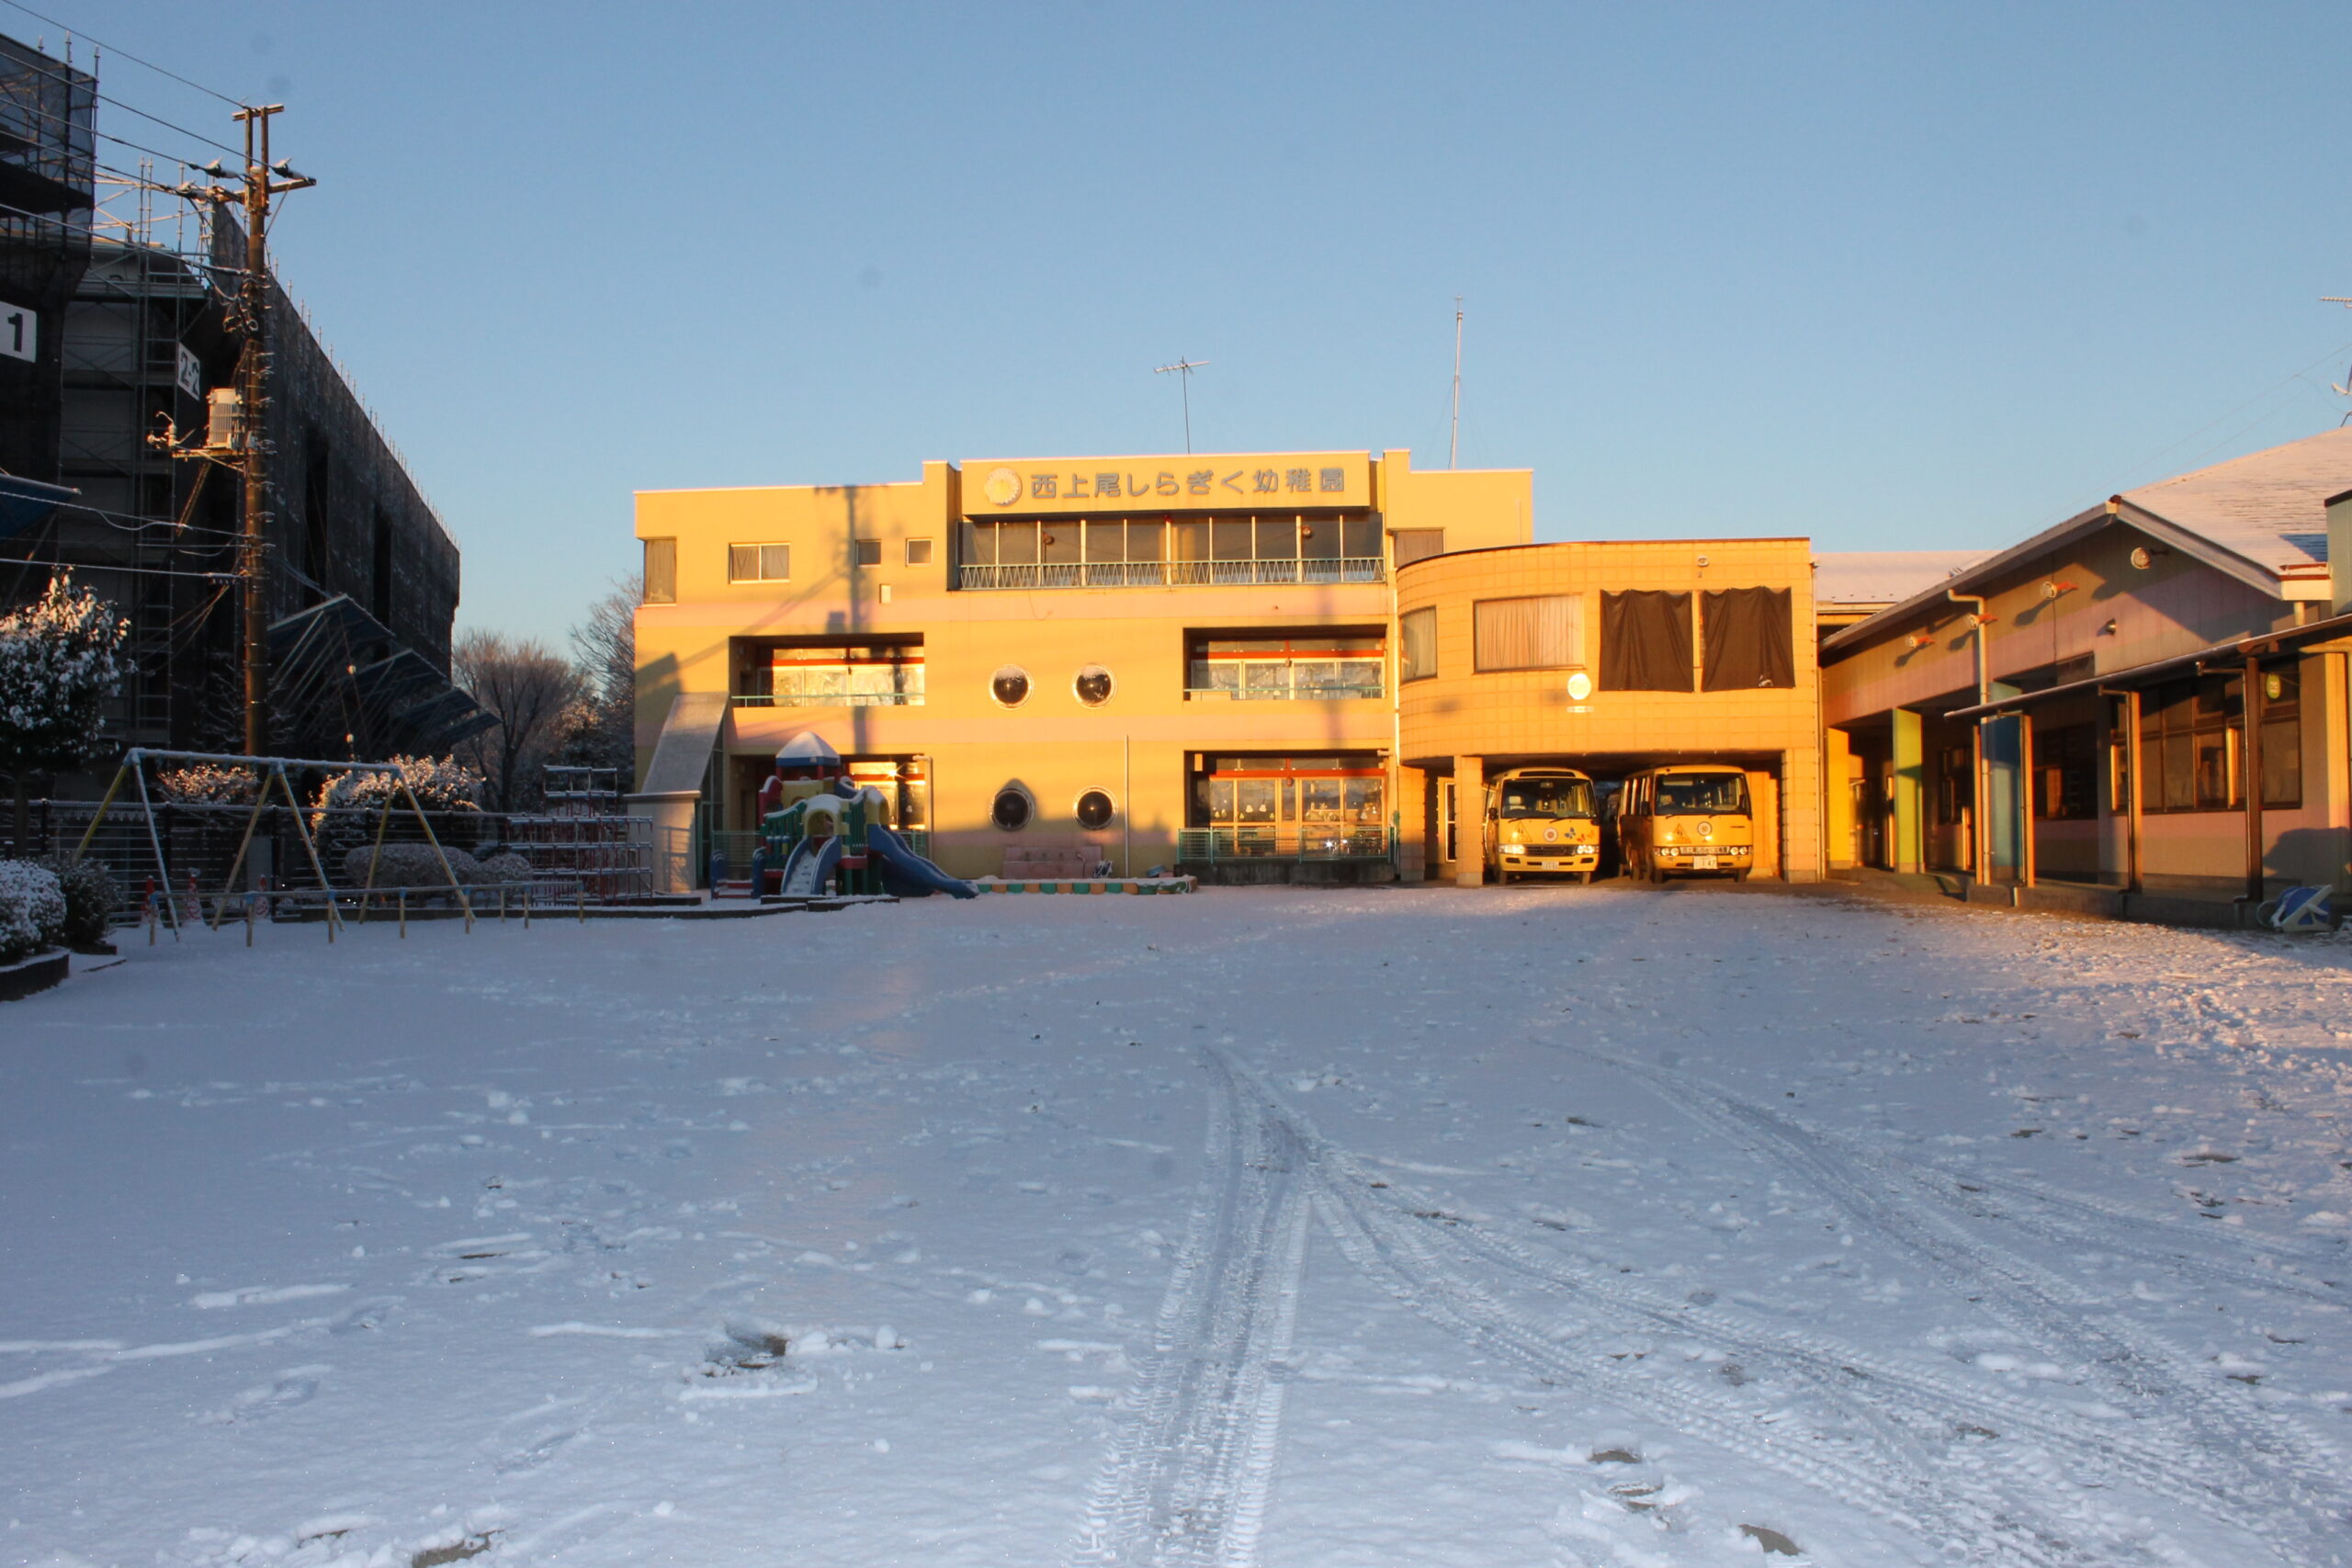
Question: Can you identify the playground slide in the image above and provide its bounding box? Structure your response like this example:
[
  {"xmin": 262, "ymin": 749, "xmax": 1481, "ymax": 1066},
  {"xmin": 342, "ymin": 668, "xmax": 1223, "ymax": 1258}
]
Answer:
[
  {"xmin": 866, "ymin": 823, "xmax": 979, "ymax": 899},
  {"xmin": 777, "ymin": 833, "xmax": 843, "ymax": 897}
]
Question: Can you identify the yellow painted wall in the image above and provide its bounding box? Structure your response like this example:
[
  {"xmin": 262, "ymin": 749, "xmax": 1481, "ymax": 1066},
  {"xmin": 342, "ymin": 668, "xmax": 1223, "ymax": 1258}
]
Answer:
[
  {"xmin": 632, "ymin": 450, "xmax": 1532, "ymax": 880},
  {"xmin": 1396, "ymin": 538, "xmax": 1824, "ymax": 881}
]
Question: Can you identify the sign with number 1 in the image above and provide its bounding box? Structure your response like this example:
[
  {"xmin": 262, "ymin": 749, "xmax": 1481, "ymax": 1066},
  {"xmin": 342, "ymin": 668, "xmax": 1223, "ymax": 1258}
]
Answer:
[{"xmin": 0, "ymin": 300, "xmax": 34, "ymax": 363}]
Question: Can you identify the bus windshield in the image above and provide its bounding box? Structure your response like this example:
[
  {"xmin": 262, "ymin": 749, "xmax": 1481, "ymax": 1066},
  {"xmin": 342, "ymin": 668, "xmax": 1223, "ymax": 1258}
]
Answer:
[
  {"xmin": 1498, "ymin": 778, "xmax": 1595, "ymax": 819},
  {"xmin": 1656, "ymin": 773, "xmax": 1749, "ymax": 816}
]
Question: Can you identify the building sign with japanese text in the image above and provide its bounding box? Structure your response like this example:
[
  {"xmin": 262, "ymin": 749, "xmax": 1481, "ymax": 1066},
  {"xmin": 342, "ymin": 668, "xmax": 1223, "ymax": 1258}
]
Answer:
[{"xmin": 962, "ymin": 452, "xmax": 1372, "ymax": 516}]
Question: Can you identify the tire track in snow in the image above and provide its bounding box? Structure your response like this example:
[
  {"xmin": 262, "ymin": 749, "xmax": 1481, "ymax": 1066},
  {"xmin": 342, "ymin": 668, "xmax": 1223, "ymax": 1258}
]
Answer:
[
  {"xmin": 1554, "ymin": 1042, "xmax": 2352, "ymax": 1568},
  {"xmin": 1072, "ymin": 1055, "xmax": 1308, "ymax": 1568},
  {"xmin": 1215, "ymin": 1051, "xmax": 2123, "ymax": 1568}
]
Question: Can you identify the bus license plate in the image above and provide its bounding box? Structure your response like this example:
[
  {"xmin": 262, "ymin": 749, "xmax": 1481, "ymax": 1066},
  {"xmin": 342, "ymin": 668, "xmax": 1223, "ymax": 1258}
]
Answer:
[{"xmin": 1692, "ymin": 855, "xmax": 1719, "ymax": 870}]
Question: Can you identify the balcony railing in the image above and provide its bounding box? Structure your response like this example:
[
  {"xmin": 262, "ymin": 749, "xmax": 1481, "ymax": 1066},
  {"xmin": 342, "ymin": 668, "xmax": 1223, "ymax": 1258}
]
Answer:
[
  {"xmin": 1184, "ymin": 681, "xmax": 1384, "ymax": 702},
  {"xmin": 731, "ymin": 691, "xmax": 922, "ymax": 708},
  {"xmin": 958, "ymin": 558, "xmax": 1385, "ymax": 592},
  {"xmin": 1177, "ymin": 826, "xmax": 1391, "ymax": 862}
]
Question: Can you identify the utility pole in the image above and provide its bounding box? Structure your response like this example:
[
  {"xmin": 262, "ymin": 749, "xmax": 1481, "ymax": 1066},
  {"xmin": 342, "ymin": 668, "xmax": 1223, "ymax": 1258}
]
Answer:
[
  {"xmin": 1153, "ymin": 357, "xmax": 1207, "ymax": 453},
  {"xmin": 1449, "ymin": 296, "xmax": 1464, "ymax": 469},
  {"xmin": 171, "ymin": 107, "xmax": 312, "ymax": 757}
]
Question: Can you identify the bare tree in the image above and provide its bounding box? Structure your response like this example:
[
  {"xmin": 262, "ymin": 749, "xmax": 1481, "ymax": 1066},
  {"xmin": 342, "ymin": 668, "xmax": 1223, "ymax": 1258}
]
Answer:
[
  {"xmin": 557, "ymin": 574, "xmax": 639, "ymax": 777},
  {"xmin": 452, "ymin": 630, "xmax": 580, "ymax": 815}
]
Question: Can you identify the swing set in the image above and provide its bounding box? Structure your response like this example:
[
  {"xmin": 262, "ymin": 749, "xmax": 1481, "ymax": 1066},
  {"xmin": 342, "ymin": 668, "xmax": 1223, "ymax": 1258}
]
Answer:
[{"xmin": 74, "ymin": 749, "xmax": 477, "ymax": 940}]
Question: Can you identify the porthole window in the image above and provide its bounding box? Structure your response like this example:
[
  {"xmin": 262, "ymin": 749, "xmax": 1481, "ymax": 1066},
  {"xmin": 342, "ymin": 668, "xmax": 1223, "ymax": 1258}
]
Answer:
[
  {"xmin": 1075, "ymin": 789, "xmax": 1115, "ymax": 830},
  {"xmin": 1073, "ymin": 665, "xmax": 1114, "ymax": 706},
  {"xmin": 991, "ymin": 786, "xmax": 1033, "ymax": 831},
  {"xmin": 990, "ymin": 665, "xmax": 1031, "ymax": 707}
]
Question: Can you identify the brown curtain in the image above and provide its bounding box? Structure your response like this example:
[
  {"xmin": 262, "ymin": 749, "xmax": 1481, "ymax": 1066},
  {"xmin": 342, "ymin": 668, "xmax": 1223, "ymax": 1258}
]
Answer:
[
  {"xmin": 1701, "ymin": 587, "xmax": 1794, "ymax": 691},
  {"xmin": 1600, "ymin": 591, "xmax": 1692, "ymax": 691}
]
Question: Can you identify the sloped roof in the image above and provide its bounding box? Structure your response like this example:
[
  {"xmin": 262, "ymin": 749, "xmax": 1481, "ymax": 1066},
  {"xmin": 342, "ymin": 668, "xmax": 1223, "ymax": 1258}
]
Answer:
[
  {"xmin": 1813, "ymin": 550, "xmax": 1988, "ymax": 607},
  {"xmin": 1823, "ymin": 425, "xmax": 2352, "ymax": 654},
  {"xmin": 2117, "ymin": 424, "xmax": 2352, "ymax": 571}
]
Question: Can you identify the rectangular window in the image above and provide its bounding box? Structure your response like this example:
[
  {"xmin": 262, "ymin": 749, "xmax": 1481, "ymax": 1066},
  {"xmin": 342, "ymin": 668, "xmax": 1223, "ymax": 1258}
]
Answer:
[
  {"xmin": 1933, "ymin": 745, "xmax": 1973, "ymax": 826},
  {"xmin": 1474, "ymin": 594, "xmax": 1580, "ymax": 671},
  {"xmin": 1084, "ymin": 520, "xmax": 1125, "ymax": 562},
  {"xmin": 2138, "ymin": 670, "xmax": 2299, "ymax": 812},
  {"xmin": 1040, "ymin": 522, "xmax": 1080, "ymax": 564},
  {"xmin": 1600, "ymin": 591, "xmax": 1693, "ymax": 692},
  {"xmin": 2258, "ymin": 663, "xmax": 2302, "ymax": 809},
  {"xmin": 1185, "ymin": 752, "xmax": 1385, "ymax": 858},
  {"xmin": 643, "ymin": 537, "xmax": 676, "ymax": 604},
  {"xmin": 905, "ymin": 538, "xmax": 933, "ymax": 566},
  {"xmin": 1391, "ymin": 529, "xmax": 1445, "ymax": 568},
  {"xmin": 729, "ymin": 542, "xmax": 791, "ymax": 582},
  {"xmin": 1185, "ymin": 630, "xmax": 1385, "ymax": 699},
  {"xmin": 2030, "ymin": 721, "xmax": 2097, "ymax": 821},
  {"xmin": 1700, "ymin": 586, "xmax": 1795, "ymax": 690},
  {"xmin": 744, "ymin": 638, "xmax": 924, "ymax": 706},
  {"xmin": 1399, "ymin": 606, "xmax": 1438, "ymax": 682},
  {"xmin": 854, "ymin": 538, "xmax": 882, "ymax": 567}
]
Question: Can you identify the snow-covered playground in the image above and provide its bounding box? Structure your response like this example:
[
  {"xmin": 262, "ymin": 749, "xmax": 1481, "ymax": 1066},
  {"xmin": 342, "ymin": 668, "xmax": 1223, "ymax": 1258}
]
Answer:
[{"xmin": 4, "ymin": 886, "xmax": 2350, "ymax": 1568}]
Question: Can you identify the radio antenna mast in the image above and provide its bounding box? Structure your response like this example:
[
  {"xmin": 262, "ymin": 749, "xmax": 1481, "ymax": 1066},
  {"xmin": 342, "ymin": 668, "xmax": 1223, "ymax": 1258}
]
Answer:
[
  {"xmin": 1449, "ymin": 296, "xmax": 1464, "ymax": 468},
  {"xmin": 1154, "ymin": 357, "xmax": 1208, "ymax": 453}
]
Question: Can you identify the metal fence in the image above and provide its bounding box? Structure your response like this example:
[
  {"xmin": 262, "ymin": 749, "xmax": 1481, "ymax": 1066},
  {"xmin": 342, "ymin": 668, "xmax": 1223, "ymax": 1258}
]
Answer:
[
  {"xmin": 2, "ymin": 798, "xmax": 653, "ymax": 917},
  {"xmin": 1176, "ymin": 826, "xmax": 1391, "ymax": 863}
]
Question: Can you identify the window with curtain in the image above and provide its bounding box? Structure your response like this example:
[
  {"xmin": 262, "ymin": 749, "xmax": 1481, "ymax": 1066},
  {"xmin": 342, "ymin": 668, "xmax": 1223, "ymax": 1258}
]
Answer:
[
  {"xmin": 1399, "ymin": 607, "xmax": 1438, "ymax": 682},
  {"xmin": 1390, "ymin": 529, "xmax": 1446, "ymax": 568},
  {"xmin": 1473, "ymin": 594, "xmax": 1580, "ymax": 671},
  {"xmin": 1700, "ymin": 587, "xmax": 1794, "ymax": 690},
  {"xmin": 1600, "ymin": 591, "xmax": 1692, "ymax": 692},
  {"xmin": 642, "ymin": 538, "xmax": 676, "ymax": 604}
]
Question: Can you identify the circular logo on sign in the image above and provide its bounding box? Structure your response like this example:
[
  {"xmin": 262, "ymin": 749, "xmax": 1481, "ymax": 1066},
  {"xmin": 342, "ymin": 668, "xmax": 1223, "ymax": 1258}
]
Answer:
[{"xmin": 982, "ymin": 467, "xmax": 1023, "ymax": 507}]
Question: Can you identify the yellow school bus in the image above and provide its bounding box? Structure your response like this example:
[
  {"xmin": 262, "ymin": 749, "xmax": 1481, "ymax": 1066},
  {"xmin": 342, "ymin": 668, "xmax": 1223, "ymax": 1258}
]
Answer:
[
  {"xmin": 1484, "ymin": 766, "xmax": 1601, "ymax": 884},
  {"xmin": 1616, "ymin": 763, "xmax": 1755, "ymax": 882}
]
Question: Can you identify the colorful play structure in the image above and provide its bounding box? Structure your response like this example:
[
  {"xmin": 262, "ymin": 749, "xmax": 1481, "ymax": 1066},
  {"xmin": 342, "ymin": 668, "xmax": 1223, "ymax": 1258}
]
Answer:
[{"xmin": 751, "ymin": 734, "xmax": 978, "ymax": 899}]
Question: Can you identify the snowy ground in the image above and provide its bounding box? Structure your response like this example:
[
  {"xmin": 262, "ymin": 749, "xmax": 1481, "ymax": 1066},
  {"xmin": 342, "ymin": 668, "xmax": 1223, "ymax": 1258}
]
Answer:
[{"xmin": 4, "ymin": 885, "xmax": 2350, "ymax": 1568}]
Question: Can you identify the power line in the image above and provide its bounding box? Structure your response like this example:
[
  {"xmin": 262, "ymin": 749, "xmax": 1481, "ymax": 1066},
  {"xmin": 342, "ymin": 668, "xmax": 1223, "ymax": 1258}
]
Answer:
[{"xmin": 0, "ymin": 0, "xmax": 245, "ymax": 107}]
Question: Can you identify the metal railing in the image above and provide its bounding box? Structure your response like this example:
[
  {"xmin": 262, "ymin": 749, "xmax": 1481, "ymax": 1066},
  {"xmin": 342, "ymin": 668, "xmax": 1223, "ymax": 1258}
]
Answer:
[
  {"xmin": 957, "ymin": 558, "xmax": 1385, "ymax": 592},
  {"xmin": 3, "ymin": 798, "xmax": 653, "ymax": 914},
  {"xmin": 730, "ymin": 690, "xmax": 923, "ymax": 708},
  {"xmin": 1177, "ymin": 826, "xmax": 1391, "ymax": 862},
  {"xmin": 1184, "ymin": 680, "xmax": 1385, "ymax": 702}
]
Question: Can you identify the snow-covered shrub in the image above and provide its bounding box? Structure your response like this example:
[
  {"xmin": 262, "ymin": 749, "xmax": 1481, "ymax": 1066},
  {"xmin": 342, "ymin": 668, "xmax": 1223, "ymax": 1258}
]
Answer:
[
  {"xmin": 154, "ymin": 764, "xmax": 258, "ymax": 806},
  {"xmin": 342, "ymin": 841, "xmax": 481, "ymax": 889},
  {"xmin": 40, "ymin": 855, "xmax": 118, "ymax": 948},
  {"xmin": 476, "ymin": 851, "xmax": 534, "ymax": 885},
  {"xmin": 0, "ymin": 859, "xmax": 67, "ymax": 964},
  {"xmin": 314, "ymin": 754, "xmax": 484, "ymax": 819},
  {"xmin": 313, "ymin": 756, "xmax": 485, "ymax": 866},
  {"xmin": 0, "ymin": 572, "xmax": 130, "ymax": 846}
]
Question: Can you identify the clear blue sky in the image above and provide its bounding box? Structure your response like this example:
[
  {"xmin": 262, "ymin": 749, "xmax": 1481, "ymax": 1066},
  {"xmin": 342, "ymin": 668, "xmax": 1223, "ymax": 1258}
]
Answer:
[{"xmin": 40, "ymin": 1, "xmax": 2352, "ymax": 648}]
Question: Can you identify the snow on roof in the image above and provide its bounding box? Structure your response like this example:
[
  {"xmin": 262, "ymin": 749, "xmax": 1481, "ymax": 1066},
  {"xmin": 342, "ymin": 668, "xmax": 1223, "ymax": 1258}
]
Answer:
[
  {"xmin": 2118, "ymin": 424, "xmax": 2352, "ymax": 570},
  {"xmin": 1813, "ymin": 550, "xmax": 1989, "ymax": 607},
  {"xmin": 776, "ymin": 732, "xmax": 842, "ymax": 764}
]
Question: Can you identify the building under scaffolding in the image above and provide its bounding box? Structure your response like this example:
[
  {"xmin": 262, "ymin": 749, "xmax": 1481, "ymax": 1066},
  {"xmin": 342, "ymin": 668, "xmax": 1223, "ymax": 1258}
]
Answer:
[{"xmin": 0, "ymin": 31, "xmax": 483, "ymax": 798}]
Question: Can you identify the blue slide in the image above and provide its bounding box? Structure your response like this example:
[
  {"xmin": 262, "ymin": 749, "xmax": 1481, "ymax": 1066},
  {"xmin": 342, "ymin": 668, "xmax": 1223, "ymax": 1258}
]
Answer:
[
  {"xmin": 866, "ymin": 823, "xmax": 979, "ymax": 899},
  {"xmin": 776, "ymin": 833, "xmax": 843, "ymax": 897}
]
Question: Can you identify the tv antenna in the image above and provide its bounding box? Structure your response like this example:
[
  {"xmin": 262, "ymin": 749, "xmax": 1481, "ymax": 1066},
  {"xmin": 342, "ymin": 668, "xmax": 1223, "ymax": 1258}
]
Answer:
[
  {"xmin": 2328, "ymin": 299, "xmax": 2352, "ymax": 408},
  {"xmin": 1449, "ymin": 296, "xmax": 1464, "ymax": 468},
  {"xmin": 1154, "ymin": 357, "xmax": 1207, "ymax": 453}
]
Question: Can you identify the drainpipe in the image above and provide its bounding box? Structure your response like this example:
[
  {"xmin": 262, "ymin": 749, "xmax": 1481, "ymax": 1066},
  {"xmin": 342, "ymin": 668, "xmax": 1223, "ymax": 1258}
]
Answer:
[{"xmin": 1948, "ymin": 590, "xmax": 1991, "ymax": 886}]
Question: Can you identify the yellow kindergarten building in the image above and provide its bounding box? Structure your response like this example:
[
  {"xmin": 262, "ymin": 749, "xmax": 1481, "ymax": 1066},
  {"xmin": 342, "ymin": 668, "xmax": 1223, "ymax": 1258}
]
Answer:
[{"xmin": 629, "ymin": 447, "xmax": 1826, "ymax": 889}]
